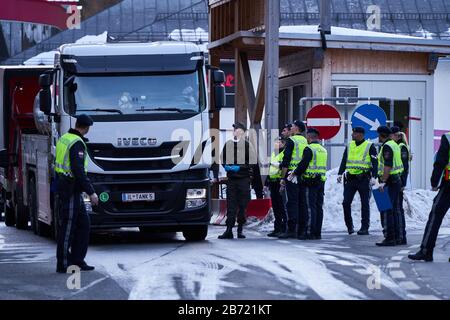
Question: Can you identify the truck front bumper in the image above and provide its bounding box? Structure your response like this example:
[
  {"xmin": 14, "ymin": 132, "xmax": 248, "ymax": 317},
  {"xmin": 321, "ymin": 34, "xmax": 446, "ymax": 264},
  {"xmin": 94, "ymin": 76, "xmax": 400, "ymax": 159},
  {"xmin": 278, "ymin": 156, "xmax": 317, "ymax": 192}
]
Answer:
[{"xmin": 87, "ymin": 169, "xmax": 211, "ymax": 230}]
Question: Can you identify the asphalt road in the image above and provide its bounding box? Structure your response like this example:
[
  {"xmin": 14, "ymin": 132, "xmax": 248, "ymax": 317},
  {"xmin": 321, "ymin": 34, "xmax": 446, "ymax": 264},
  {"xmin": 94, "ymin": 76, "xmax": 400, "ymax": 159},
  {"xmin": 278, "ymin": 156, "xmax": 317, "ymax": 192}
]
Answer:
[{"xmin": 1, "ymin": 222, "xmax": 449, "ymax": 300}]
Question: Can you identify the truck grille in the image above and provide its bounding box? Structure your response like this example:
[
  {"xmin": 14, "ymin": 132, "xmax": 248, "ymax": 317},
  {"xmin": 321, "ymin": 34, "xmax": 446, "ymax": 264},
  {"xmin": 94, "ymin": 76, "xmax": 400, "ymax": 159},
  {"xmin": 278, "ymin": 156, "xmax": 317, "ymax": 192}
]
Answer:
[{"xmin": 87, "ymin": 141, "xmax": 189, "ymax": 171}]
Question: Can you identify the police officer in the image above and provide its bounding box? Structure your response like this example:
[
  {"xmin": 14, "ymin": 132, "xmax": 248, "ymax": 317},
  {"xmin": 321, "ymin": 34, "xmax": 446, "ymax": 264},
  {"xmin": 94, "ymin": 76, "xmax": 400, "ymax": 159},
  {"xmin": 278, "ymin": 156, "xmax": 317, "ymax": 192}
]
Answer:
[
  {"xmin": 56, "ymin": 114, "xmax": 98, "ymax": 273},
  {"xmin": 267, "ymin": 137, "xmax": 287, "ymax": 237},
  {"xmin": 281, "ymin": 123, "xmax": 292, "ymax": 139},
  {"xmin": 338, "ymin": 127, "xmax": 378, "ymax": 235},
  {"xmin": 278, "ymin": 120, "xmax": 308, "ymax": 239},
  {"xmin": 289, "ymin": 128, "xmax": 327, "ymax": 240},
  {"xmin": 218, "ymin": 122, "xmax": 256, "ymax": 239},
  {"xmin": 408, "ymin": 132, "xmax": 450, "ymax": 262},
  {"xmin": 391, "ymin": 126, "xmax": 410, "ymax": 244},
  {"xmin": 375, "ymin": 126, "xmax": 404, "ymax": 247}
]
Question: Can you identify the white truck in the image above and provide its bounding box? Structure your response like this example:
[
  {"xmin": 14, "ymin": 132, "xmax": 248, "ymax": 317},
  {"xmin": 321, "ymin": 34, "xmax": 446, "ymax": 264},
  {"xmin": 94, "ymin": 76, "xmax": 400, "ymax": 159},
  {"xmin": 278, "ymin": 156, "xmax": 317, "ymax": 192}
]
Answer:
[{"xmin": 3, "ymin": 41, "xmax": 225, "ymax": 241}]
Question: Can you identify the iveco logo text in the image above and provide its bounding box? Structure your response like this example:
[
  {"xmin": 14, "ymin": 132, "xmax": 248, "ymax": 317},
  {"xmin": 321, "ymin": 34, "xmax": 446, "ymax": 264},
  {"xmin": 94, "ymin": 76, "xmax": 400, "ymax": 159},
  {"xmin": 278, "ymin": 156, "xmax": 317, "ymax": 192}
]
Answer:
[{"xmin": 117, "ymin": 138, "xmax": 157, "ymax": 147}]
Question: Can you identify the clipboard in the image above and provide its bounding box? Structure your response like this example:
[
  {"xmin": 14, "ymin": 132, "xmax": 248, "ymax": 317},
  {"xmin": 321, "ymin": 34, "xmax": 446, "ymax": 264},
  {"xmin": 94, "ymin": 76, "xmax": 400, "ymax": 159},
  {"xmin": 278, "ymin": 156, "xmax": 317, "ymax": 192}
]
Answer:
[{"xmin": 372, "ymin": 187, "xmax": 393, "ymax": 212}]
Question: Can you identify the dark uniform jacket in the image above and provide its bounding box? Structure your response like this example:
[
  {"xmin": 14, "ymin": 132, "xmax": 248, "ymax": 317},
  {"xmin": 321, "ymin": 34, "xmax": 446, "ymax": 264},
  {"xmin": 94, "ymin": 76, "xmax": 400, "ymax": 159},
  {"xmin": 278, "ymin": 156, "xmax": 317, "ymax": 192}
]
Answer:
[
  {"xmin": 220, "ymin": 138, "xmax": 256, "ymax": 180},
  {"xmin": 431, "ymin": 134, "xmax": 450, "ymax": 189}
]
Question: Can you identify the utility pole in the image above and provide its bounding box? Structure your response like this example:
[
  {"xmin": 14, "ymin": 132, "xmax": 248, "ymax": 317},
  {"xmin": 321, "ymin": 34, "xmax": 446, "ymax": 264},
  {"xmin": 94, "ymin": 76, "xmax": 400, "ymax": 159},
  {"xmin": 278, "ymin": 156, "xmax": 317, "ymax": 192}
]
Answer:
[{"xmin": 264, "ymin": 0, "xmax": 280, "ymax": 164}]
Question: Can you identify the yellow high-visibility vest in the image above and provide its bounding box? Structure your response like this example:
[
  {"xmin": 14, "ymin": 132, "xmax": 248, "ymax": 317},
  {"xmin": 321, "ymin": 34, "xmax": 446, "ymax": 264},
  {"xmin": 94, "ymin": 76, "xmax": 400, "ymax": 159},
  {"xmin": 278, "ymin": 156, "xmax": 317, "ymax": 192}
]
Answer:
[
  {"xmin": 288, "ymin": 135, "xmax": 308, "ymax": 171},
  {"xmin": 303, "ymin": 143, "xmax": 328, "ymax": 182},
  {"xmin": 55, "ymin": 133, "xmax": 88, "ymax": 177},
  {"xmin": 346, "ymin": 140, "xmax": 372, "ymax": 175},
  {"xmin": 269, "ymin": 151, "xmax": 284, "ymax": 180},
  {"xmin": 378, "ymin": 140, "xmax": 404, "ymax": 177}
]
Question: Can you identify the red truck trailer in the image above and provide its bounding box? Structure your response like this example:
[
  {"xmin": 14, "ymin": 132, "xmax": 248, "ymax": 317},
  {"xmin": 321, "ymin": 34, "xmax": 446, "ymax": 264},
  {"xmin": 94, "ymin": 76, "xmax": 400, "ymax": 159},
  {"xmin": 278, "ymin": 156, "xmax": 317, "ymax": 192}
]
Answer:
[{"xmin": 0, "ymin": 66, "xmax": 52, "ymax": 231}]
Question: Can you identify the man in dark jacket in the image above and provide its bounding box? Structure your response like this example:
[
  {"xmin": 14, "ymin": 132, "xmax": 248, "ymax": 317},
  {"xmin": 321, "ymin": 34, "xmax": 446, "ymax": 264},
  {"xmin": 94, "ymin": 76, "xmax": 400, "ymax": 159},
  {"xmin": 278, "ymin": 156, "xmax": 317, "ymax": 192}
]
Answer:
[
  {"xmin": 338, "ymin": 127, "xmax": 378, "ymax": 235},
  {"xmin": 55, "ymin": 114, "xmax": 98, "ymax": 273},
  {"xmin": 409, "ymin": 132, "xmax": 450, "ymax": 262},
  {"xmin": 218, "ymin": 122, "xmax": 256, "ymax": 239},
  {"xmin": 391, "ymin": 126, "xmax": 410, "ymax": 244}
]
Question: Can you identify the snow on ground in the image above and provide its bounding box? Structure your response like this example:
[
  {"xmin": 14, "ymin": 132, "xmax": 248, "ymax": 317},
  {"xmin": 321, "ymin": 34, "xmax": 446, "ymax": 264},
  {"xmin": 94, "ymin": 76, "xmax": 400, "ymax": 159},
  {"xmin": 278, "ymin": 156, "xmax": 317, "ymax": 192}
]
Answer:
[
  {"xmin": 252, "ymin": 168, "xmax": 447, "ymax": 233},
  {"xmin": 89, "ymin": 236, "xmax": 370, "ymax": 300}
]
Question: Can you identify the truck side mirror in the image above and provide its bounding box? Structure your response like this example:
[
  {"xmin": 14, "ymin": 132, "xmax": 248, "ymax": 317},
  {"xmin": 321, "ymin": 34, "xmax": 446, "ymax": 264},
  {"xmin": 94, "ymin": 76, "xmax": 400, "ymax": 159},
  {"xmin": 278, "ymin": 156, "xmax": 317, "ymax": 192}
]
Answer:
[
  {"xmin": 64, "ymin": 76, "xmax": 77, "ymax": 115},
  {"xmin": 212, "ymin": 70, "xmax": 225, "ymax": 84},
  {"xmin": 39, "ymin": 73, "xmax": 53, "ymax": 115},
  {"xmin": 39, "ymin": 73, "xmax": 52, "ymax": 87},
  {"xmin": 214, "ymin": 84, "xmax": 226, "ymax": 110},
  {"xmin": 39, "ymin": 88, "xmax": 52, "ymax": 115}
]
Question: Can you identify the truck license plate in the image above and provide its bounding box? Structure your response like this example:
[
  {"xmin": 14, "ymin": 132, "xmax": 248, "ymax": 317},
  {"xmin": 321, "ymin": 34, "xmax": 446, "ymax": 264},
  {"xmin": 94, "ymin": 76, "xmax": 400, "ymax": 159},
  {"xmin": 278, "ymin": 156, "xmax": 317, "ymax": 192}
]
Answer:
[{"xmin": 122, "ymin": 193, "xmax": 155, "ymax": 202}]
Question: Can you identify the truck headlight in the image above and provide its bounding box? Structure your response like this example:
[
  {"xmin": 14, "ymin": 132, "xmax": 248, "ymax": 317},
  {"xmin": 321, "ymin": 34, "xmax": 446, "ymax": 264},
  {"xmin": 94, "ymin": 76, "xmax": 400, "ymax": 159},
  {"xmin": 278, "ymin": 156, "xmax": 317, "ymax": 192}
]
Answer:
[{"xmin": 185, "ymin": 188, "xmax": 207, "ymax": 209}]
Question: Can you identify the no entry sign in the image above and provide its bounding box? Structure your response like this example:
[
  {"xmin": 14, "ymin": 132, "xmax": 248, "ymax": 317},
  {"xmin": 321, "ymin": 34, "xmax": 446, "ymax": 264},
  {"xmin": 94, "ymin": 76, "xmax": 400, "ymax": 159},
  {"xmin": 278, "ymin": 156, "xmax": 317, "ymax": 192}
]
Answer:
[{"xmin": 306, "ymin": 104, "xmax": 342, "ymax": 140}]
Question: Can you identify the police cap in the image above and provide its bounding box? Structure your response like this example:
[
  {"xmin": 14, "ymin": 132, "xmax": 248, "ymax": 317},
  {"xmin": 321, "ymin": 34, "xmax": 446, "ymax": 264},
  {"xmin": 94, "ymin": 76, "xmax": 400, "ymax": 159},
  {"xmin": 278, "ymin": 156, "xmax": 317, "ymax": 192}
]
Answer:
[
  {"xmin": 352, "ymin": 126, "xmax": 365, "ymax": 134},
  {"xmin": 377, "ymin": 126, "xmax": 392, "ymax": 135},
  {"xmin": 75, "ymin": 114, "xmax": 94, "ymax": 127},
  {"xmin": 293, "ymin": 120, "xmax": 306, "ymax": 132}
]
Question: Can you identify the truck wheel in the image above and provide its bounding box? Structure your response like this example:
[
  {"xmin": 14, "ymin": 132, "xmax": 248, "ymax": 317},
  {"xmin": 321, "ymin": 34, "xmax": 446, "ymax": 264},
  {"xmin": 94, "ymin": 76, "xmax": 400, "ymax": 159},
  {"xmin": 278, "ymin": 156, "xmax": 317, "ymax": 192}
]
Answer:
[
  {"xmin": 4, "ymin": 202, "xmax": 15, "ymax": 227},
  {"xmin": 183, "ymin": 225, "xmax": 208, "ymax": 242},
  {"xmin": 14, "ymin": 191, "xmax": 28, "ymax": 230}
]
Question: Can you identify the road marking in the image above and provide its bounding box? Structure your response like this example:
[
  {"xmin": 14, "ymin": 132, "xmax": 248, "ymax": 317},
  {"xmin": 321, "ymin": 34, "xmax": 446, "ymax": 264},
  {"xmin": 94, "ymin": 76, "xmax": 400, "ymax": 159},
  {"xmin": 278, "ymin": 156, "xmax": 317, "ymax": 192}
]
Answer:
[
  {"xmin": 409, "ymin": 244, "xmax": 420, "ymax": 249},
  {"xmin": 399, "ymin": 281, "xmax": 420, "ymax": 291},
  {"xmin": 397, "ymin": 250, "xmax": 410, "ymax": 255},
  {"xmin": 391, "ymin": 256, "xmax": 403, "ymax": 261},
  {"xmin": 387, "ymin": 262, "xmax": 401, "ymax": 268},
  {"xmin": 277, "ymin": 240, "xmax": 290, "ymax": 244},
  {"xmin": 390, "ymin": 270, "xmax": 406, "ymax": 279}
]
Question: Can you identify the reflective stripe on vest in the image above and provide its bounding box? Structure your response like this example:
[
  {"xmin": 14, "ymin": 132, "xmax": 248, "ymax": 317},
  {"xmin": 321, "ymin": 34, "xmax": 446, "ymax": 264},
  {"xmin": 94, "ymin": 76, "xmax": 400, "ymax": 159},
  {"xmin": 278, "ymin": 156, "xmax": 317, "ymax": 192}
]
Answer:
[
  {"xmin": 346, "ymin": 140, "xmax": 372, "ymax": 175},
  {"xmin": 269, "ymin": 151, "xmax": 284, "ymax": 180},
  {"xmin": 55, "ymin": 133, "xmax": 88, "ymax": 177},
  {"xmin": 303, "ymin": 143, "xmax": 328, "ymax": 182},
  {"xmin": 289, "ymin": 135, "xmax": 308, "ymax": 171},
  {"xmin": 378, "ymin": 140, "xmax": 404, "ymax": 177}
]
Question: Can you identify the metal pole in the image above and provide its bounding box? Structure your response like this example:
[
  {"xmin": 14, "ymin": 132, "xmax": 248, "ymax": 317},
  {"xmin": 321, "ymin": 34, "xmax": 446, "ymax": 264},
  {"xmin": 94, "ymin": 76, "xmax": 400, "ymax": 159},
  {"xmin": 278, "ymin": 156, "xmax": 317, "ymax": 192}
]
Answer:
[
  {"xmin": 389, "ymin": 99, "xmax": 395, "ymax": 127},
  {"xmin": 264, "ymin": 0, "xmax": 280, "ymax": 161}
]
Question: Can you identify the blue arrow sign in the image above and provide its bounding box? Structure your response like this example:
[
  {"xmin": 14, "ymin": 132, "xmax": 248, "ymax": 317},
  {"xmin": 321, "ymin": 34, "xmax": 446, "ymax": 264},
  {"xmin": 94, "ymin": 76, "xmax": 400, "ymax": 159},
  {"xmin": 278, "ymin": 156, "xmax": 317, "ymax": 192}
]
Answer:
[{"xmin": 351, "ymin": 104, "xmax": 387, "ymax": 140}]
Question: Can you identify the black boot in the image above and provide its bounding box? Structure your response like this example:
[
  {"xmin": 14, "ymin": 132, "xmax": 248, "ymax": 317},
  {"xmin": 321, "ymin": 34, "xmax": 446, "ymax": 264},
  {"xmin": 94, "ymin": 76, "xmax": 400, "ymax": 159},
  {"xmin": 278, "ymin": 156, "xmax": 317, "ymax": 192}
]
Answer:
[
  {"xmin": 348, "ymin": 226, "xmax": 355, "ymax": 235},
  {"xmin": 237, "ymin": 225, "xmax": 246, "ymax": 239},
  {"xmin": 218, "ymin": 226, "xmax": 234, "ymax": 239},
  {"xmin": 376, "ymin": 238, "xmax": 397, "ymax": 246},
  {"xmin": 408, "ymin": 249, "xmax": 433, "ymax": 262},
  {"xmin": 267, "ymin": 230, "xmax": 280, "ymax": 238},
  {"xmin": 357, "ymin": 229, "xmax": 369, "ymax": 235}
]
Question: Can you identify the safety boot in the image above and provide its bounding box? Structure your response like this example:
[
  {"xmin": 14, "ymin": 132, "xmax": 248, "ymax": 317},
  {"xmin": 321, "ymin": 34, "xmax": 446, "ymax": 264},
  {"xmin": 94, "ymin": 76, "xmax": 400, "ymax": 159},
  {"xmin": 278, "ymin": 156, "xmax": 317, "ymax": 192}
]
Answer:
[
  {"xmin": 408, "ymin": 250, "xmax": 433, "ymax": 262},
  {"xmin": 237, "ymin": 225, "xmax": 246, "ymax": 239},
  {"xmin": 218, "ymin": 226, "xmax": 234, "ymax": 239}
]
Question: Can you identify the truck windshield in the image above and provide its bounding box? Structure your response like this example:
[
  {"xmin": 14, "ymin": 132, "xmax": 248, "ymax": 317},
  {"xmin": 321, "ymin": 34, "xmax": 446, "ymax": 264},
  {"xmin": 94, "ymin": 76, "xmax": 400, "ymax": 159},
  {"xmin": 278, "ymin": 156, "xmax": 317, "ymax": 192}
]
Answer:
[{"xmin": 66, "ymin": 71, "xmax": 205, "ymax": 116}]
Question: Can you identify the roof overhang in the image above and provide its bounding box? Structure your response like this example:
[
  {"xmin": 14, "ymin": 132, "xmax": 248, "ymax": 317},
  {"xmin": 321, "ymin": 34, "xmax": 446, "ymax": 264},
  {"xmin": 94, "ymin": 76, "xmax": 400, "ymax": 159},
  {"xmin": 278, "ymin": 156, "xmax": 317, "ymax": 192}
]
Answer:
[{"xmin": 209, "ymin": 30, "xmax": 450, "ymax": 55}]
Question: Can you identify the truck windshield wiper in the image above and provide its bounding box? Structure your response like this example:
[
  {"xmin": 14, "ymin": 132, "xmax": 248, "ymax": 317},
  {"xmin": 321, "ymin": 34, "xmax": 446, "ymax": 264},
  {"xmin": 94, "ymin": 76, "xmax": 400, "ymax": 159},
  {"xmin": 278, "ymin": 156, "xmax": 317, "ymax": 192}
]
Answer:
[
  {"xmin": 135, "ymin": 107, "xmax": 194, "ymax": 113},
  {"xmin": 77, "ymin": 108, "xmax": 123, "ymax": 115}
]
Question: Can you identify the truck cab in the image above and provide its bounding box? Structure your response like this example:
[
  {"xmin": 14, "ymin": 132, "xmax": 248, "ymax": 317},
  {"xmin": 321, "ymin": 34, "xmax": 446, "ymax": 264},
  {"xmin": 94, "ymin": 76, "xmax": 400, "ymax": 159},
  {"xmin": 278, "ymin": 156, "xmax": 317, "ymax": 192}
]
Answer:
[{"xmin": 9, "ymin": 41, "xmax": 225, "ymax": 241}]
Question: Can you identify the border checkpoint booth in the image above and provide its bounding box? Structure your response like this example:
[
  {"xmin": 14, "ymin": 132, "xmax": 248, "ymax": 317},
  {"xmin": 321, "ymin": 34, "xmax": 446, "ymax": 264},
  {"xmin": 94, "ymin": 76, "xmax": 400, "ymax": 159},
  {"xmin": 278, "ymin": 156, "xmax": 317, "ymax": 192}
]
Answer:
[{"xmin": 207, "ymin": 0, "xmax": 450, "ymax": 224}]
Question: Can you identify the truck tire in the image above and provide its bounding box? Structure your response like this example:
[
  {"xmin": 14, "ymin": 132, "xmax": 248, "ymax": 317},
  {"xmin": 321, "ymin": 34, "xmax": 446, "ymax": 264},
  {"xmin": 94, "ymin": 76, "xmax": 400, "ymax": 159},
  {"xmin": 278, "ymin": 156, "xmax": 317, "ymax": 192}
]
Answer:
[
  {"xmin": 14, "ymin": 190, "xmax": 28, "ymax": 230},
  {"xmin": 183, "ymin": 225, "xmax": 208, "ymax": 242},
  {"xmin": 4, "ymin": 202, "xmax": 15, "ymax": 227}
]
